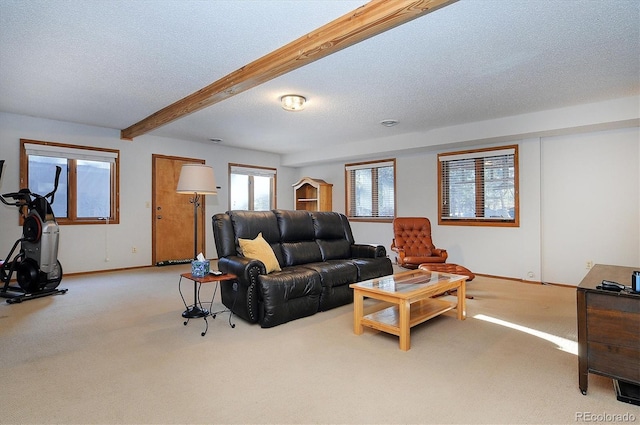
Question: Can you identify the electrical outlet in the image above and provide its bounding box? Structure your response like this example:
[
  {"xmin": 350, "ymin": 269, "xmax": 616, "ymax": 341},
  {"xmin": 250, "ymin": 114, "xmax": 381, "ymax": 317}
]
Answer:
[
  {"xmin": 586, "ymin": 260, "xmax": 593, "ymax": 269},
  {"xmin": 132, "ymin": 246, "xmax": 137, "ymax": 254}
]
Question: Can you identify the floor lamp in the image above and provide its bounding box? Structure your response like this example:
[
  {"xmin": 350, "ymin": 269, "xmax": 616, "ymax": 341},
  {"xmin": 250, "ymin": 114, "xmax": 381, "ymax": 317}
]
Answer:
[{"xmin": 176, "ymin": 163, "xmax": 218, "ymax": 319}]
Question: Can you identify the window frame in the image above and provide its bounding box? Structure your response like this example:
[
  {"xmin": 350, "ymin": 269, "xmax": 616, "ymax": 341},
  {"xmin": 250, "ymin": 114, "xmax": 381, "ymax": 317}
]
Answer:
[
  {"xmin": 345, "ymin": 158, "xmax": 396, "ymax": 223},
  {"xmin": 438, "ymin": 145, "xmax": 519, "ymax": 227},
  {"xmin": 20, "ymin": 139, "xmax": 120, "ymax": 225},
  {"xmin": 228, "ymin": 163, "xmax": 277, "ymax": 211}
]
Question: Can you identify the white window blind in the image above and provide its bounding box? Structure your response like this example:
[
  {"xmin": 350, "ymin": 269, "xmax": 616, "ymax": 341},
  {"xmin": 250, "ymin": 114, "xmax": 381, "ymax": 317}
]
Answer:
[
  {"xmin": 345, "ymin": 160, "xmax": 395, "ymax": 171},
  {"xmin": 230, "ymin": 165, "xmax": 276, "ymax": 178},
  {"xmin": 346, "ymin": 159, "xmax": 395, "ymax": 219},
  {"xmin": 439, "ymin": 146, "xmax": 518, "ymax": 225},
  {"xmin": 24, "ymin": 143, "xmax": 118, "ymax": 163}
]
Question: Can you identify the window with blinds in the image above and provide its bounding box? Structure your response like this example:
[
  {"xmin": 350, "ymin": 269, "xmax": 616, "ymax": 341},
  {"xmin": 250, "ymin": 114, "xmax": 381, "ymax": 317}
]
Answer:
[
  {"xmin": 345, "ymin": 159, "xmax": 395, "ymax": 221},
  {"xmin": 229, "ymin": 163, "xmax": 276, "ymax": 211},
  {"xmin": 438, "ymin": 145, "xmax": 519, "ymax": 227},
  {"xmin": 20, "ymin": 139, "xmax": 119, "ymax": 225}
]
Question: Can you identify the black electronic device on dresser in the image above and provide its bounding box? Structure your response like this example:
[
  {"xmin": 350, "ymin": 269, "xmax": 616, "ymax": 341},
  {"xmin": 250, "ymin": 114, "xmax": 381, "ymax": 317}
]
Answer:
[
  {"xmin": 0, "ymin": 160, "xmax": 67, "ymax": 303},
  {"xmin": 577, "ymin": 264, "xmax": 640, "ymax": 405}
]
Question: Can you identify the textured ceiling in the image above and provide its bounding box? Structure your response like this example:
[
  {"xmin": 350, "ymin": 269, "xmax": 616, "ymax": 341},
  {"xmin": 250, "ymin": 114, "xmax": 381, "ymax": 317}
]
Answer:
[{"xmin": 1, "ymin": 0, "xmax": 638, "ymax": 165}]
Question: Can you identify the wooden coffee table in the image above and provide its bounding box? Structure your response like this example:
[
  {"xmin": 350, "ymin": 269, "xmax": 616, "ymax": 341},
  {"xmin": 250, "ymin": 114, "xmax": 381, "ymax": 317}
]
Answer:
[{"xmin": 350, "ymin": 269, "xmax": 467, "ymax": 351}]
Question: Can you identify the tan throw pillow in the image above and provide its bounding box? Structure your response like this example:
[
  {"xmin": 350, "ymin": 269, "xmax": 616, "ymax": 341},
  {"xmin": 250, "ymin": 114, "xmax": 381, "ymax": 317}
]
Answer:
[{"xmin": 238, "ymin": 232, "xmax": 281, "ymax": 273}]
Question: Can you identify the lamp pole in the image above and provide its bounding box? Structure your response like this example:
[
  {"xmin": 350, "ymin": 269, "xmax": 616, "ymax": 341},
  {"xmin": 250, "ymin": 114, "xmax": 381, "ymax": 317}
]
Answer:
[{"xmin": 190, "ymin": 193, "xmax": 200, "ymax": 260}]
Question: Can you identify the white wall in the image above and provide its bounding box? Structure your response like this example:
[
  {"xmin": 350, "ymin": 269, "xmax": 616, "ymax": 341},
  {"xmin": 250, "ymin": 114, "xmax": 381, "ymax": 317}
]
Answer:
[
  {"xmin": 2, "ymin": 106, "xmax": 638, "ymax": 285},
  {"xmin": 283, "ymin": 96, "xmax": 639, "ymax": 167},
  {"xmin": 0, "ymin": 112, "xmax": 295, "ymax": 273},
  {"xmin": 541, "ymin": 128, "xmax": 639, "ymax": 284},
  {"xmin": 297, "ymin": 129, "xmax": 639, "ymax": 286},
  {"xmin": 290, "ymin": 98, "xmax": 639, "ymax": 285},
  {"xmin": 298, "ymin": 139, "xmax": 545, "ymax": 281}
]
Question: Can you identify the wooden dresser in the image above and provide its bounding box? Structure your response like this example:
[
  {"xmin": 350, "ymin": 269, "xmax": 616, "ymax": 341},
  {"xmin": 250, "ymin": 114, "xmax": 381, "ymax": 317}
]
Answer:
[{"xmin": 577, "ymin": 264, "xmax": 640, "ymax": 395}]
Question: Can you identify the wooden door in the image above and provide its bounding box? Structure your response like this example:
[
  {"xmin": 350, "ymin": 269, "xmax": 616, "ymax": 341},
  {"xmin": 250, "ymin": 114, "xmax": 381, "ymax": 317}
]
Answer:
[{"xmin": 152, "ymin": 155, "xmax": 206, "ymax": 265}]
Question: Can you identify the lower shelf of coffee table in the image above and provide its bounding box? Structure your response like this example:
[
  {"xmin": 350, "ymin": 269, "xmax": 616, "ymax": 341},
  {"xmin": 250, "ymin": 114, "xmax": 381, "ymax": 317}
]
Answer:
[{"xmin": 361, "ymin": 298, "xmax": 456, "ymax": 336}]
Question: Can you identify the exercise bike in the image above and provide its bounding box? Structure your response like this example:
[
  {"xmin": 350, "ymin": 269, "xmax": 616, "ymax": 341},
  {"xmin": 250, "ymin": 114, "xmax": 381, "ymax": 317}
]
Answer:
[{"xmin": 0, "ymin": 160, "xmax": 67, "ymax": 304}]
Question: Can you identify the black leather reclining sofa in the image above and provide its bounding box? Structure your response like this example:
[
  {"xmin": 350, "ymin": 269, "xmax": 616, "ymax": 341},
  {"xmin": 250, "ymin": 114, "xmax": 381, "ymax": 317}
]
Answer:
[{"xmin": 212, "ymin": 209, "xmax": 393, "ymax": 328}]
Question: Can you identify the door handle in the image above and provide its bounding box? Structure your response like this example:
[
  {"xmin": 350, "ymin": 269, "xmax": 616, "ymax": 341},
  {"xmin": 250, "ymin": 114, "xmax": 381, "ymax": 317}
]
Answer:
[{"xmin": 157, "ymin": 215, "xmax": 162, "ymax": 219}]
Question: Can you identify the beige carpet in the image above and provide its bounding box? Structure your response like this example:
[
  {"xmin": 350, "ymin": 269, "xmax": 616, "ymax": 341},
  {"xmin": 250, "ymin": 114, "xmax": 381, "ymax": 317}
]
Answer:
[{"xmin": 0, "ymin": 265, "xmax": 637, "ymax": 425}]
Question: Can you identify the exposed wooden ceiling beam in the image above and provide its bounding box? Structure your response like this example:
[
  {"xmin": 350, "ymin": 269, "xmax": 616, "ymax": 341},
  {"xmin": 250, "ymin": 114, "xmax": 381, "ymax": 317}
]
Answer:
[{"xmin": 121, "ymin": 0, "xmax": 457, "ymax": 140}]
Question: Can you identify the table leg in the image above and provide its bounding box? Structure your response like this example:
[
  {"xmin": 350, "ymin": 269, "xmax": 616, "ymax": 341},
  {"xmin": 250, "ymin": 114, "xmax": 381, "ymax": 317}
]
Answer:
[
  {"xmin": 457, "ymin": 280, "xmax": 466, "ymax": 320},
  {"xmin": 209, "ymin": 282, "xmax": 219, "ymax": 319},
  {"xmin": 178, "ymin": 276, "xmax": 209, "ymax": 336},
  {"xmin": 353, "ymin": 289, "xmax": 364, "ymax": 335},
  {"xmin": 210, "ymin": 280, "xmax": 237, "ymax": 329},
  {"xmin": 399, "ymin": 300, "xmax": 411, "ymax": 351},
  {"xmin": 227, "ymin": 281, "xmax": 237, "ymax": 328}
]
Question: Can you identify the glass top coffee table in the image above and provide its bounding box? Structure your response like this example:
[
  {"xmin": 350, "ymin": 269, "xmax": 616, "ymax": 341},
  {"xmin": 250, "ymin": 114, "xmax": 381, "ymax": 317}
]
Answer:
[{"xmin": 349, "ymin": 269, "xmax": 467, "ymax": 351}]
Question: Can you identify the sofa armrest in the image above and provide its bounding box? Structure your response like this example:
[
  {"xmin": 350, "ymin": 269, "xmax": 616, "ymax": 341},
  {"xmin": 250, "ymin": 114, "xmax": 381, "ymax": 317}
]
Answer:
[
  {"xmin": 351, "ymin": 244, "xmax": 387, "ymax": 258},
  {"xmin": 217, "ymin": 255, "xmax": 266, "ymax": 323},
  {"xmin": 218, "ymin": 255, "xmax": 265, "ymax": 277}
]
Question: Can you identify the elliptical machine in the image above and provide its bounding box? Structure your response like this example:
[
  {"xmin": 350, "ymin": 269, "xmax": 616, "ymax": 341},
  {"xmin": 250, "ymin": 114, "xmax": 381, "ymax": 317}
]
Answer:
[{"xmin": 0, "ymin": 160, "xmax": 67, "ymax": 304}]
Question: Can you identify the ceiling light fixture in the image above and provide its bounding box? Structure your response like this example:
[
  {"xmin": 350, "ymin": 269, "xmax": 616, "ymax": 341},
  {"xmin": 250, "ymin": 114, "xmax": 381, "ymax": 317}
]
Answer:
[
  {"xmin": 209, "ymin": 138, "xmax": 222, "ymax": 144},
  {"xmin": 281, "ymin": 95, "xmax": 306, "ymax": 112},
  {"xmin": 380, "ymin": 119, "xmax": 399, "ymax": 127}
]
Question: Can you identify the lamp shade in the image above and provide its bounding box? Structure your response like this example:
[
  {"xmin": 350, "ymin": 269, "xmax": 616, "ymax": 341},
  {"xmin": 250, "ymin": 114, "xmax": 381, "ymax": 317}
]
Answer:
[{"xmin": 176, "ymin": 164, "xmax": 218, "ymax": 195}]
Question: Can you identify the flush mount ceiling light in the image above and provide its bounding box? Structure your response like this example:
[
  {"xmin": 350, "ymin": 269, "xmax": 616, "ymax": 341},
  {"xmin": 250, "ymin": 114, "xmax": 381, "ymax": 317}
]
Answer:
[
  {"xmin": 281, "ymin": 95, "xmax": 306, "ymax": 112},
  {"xmin": 209, "ymin": 138, "xmax": 222, "ymax": 144},
  {"xmin": 380, "ymin": 119, "xmax": 399, "ymax": 127}
]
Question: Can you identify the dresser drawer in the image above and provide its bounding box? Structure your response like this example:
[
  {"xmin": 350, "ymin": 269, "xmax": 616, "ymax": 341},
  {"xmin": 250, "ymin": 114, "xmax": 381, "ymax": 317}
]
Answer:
[
  {"xmin": 588, "ymin": 341, "xmax": 640, "ymax": 384},
  {"xmin": 586, "ymin": 293, "xmax": 640, "ymax": 349}
]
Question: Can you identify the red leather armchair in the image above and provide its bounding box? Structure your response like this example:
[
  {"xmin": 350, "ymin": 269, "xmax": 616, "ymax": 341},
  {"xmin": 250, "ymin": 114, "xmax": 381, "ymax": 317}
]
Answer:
[{"xmin": 391, "ymin": 217, "xmax": 448, "ymax": 269}]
